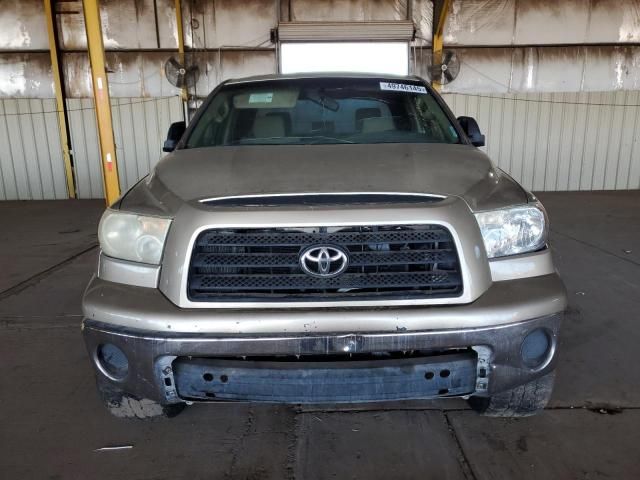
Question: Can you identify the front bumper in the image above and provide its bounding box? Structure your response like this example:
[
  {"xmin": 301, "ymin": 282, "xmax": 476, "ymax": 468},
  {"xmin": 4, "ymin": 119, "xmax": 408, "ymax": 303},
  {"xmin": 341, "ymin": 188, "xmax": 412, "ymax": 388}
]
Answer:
[
  {"xmin": 83, "ymin": 311, "xmax": 562, "ymax": 405},
  {"xmin": 83, "ymin": 272, "xmax": 566, "ymax": 405}
]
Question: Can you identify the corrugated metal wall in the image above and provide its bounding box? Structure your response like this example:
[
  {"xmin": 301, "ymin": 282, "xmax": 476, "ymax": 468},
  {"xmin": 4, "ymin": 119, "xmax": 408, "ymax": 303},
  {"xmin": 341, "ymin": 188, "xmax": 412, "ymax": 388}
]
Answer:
[
  {"xmin": 2, "ymin": 92, "xmax": 638, "ymax": 199},
  {"xmin": 442, "ymin": 91, "xmax": 640, "ymax": 191},
  {"xmin": 0, "ymin": 96, "xmax": 183, "ymax": 200},
  {"xmin": 67, "ymin": 96, "xmax": 183, "ymax": 199},
  {"xmin": 0, "ymin": 99, "xmax": 68, "ymax": 200}
]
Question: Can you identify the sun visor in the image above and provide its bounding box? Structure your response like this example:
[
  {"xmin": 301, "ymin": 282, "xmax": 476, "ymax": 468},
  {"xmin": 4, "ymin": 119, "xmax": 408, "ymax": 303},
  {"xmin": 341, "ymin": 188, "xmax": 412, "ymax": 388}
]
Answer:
[{"xmin": 233, "ymin": 89, "xmax": 300, "ymax": 109}]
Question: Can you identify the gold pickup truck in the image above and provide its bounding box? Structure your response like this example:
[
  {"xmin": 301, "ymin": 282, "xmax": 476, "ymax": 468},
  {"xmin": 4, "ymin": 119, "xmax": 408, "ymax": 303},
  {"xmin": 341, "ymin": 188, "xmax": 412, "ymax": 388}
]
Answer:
[{"xmin": 82, "ymin": 73, "xmax": 566, "ymax": 419}]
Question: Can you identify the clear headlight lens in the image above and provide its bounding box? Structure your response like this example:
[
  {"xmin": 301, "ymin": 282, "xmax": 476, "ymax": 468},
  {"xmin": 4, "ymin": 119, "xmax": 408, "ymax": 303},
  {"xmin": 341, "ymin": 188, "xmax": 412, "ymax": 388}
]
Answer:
[
  {"xmin": 474, "ymin": 205, "xmax": 547, "ymax": 258},
  {"xmin": 98, "ymin": 209, "xmax": 172, "ymax": 265}
]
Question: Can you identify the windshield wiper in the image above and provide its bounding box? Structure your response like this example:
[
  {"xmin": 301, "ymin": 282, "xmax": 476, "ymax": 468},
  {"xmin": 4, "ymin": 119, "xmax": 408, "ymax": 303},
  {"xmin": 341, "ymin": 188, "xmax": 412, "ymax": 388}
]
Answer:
[
  {"xmin": 230, "ymin": 136, "xmax": 292, "ymax": 145},
  {"xmin": 301, "ymin": 136, "xmax": 354, "ymax": 144},
  {"xmin": 231, "ymin": 136, "xmax": 354, "ymax": 145}
]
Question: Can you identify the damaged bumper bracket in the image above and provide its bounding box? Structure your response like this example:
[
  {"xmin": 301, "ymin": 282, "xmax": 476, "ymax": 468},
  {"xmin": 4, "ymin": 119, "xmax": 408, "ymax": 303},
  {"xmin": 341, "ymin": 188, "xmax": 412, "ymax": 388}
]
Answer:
[{"xmin": 173, "ymin": 354, "xmax": 477, "ymax": 403}]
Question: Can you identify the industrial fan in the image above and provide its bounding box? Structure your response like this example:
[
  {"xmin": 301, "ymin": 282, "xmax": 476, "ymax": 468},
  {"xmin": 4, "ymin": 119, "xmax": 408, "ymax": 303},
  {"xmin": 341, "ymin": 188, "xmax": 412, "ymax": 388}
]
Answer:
[
  {"xmin": 428, "ymin": 50, "xmax": 460, "ymax": 85},
  {"xmin": 164, "ymin": 56, "xmax": 200, "ymax": 89}
]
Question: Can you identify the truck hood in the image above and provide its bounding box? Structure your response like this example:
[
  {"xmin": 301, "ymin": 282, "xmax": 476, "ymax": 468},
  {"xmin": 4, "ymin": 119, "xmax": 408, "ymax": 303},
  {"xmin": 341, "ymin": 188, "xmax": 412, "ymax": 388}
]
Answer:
[{"xmin": 124, "ymin": 143, "xmax": 527, "ymax": 215}]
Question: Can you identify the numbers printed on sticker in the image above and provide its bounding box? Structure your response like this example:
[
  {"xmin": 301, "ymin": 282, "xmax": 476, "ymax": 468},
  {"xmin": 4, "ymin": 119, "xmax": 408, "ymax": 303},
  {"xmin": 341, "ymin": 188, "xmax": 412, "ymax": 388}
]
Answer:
[{"xmin": 380, "ymin": 82, "xmax": 428, "ymax": 94}]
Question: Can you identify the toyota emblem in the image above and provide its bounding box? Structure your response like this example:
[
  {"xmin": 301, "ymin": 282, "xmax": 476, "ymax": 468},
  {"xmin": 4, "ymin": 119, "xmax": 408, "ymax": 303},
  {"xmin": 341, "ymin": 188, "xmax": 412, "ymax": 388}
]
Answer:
[{"xmin": 299, "ymin": 245, "xmax": 349, "ymax": 278}]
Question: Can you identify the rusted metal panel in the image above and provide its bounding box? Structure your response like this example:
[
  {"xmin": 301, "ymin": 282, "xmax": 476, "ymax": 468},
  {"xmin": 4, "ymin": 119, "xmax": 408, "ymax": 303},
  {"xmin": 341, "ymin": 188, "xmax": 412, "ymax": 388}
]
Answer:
[
  {"xmin": 289, "ymin": 0, "xmax": 409, "ymax": 22},
  {"xmin": 0, "ymin": 98, "xmax": 67, "ymax": 200},
  {"xmin": 514, "ymin": 1, "xmax": 592, "ymax": 46},
  {"xmin": 442, "ymin": 90, "xmax": 640, "ymax": 191},
  {"xmin": 58, "ymin": 0, "xmax": 161, "ymax": 50},
  {"xmin": 412, "ymin": 46, "xmax": 640, "ymax": 93},
  {"xmin": 582, "ymin": 46, "xmax": 640, "ymax": 91},
  {"xmin": 190, "ymin": 50, "xmax": 277, "ymax": 96},
  {"xmin": 68, "ymin": 96, "xmax": 183, "ymax": 199},
  {"xmin": 155, "ymin": 0, "xmax": 180, "ymax": 49},
  {"xmin": 412, "ymin": 0, "xmax": 434, "ymax": 46},
  {"xmin": 444, "ymin": 0, "xmax": 640, "ymax": 46},
  {"xmin": 60, "ymin": 50, "xmax": 274, "ymax": 98},
  {"xmin": 183, "ymin": 0, "xmax": 276, "ymax": 49},
  {"xmin": 445, "ymin": 0, "xmax": 516, "ymax": 46},
  {"xmin": 6, "ymin": 48, "xmax": 275, "ymax": 99},
  {"xmin": 414, "ymin": 47, "xmax": 515, "ymax": 93},
  {"xmin": 515, "ymin": 0, "xmax": 640, "ymax": 45},
  {"xmin": 107, "ymin": 52, "xmax": 184, "ymax": 97},
  {"xmin": 63, "ymin": 50, "xmax": 276, "ymax": 98},
  {"xmin": 57, "ymin": 1, "xmax": 87, "ymax": 50},
  {"xmin": 3, "ymin": 0, "xmax": 639, "ymax": 51},
  {"xmin": 0, "ymin": 0, "xmax": 49, "ymax": 50},
  {"xmin": 61, "ymin": 52, "xmax": 92, "ymax": 98},
  {"xmin": 0, "ymin": 54, "xmax": 55, "ymax": 97},
  {"xmin": 62, "ymin": 52, "xmax": 182, "ymax": 98}
]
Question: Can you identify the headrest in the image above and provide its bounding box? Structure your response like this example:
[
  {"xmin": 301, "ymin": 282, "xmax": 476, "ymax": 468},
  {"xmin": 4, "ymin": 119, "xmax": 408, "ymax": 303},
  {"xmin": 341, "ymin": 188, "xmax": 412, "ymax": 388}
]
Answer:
[{"xmin": 355, "ymin": 107, "xmax": 381, "ymax": 131}]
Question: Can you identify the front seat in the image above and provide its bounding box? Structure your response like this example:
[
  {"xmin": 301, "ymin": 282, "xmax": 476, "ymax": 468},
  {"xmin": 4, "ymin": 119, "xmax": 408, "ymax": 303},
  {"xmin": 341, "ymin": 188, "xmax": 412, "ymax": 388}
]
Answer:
[{"xmin": 355, "ymin": 107, "xmax": 381, "ymax": 132}]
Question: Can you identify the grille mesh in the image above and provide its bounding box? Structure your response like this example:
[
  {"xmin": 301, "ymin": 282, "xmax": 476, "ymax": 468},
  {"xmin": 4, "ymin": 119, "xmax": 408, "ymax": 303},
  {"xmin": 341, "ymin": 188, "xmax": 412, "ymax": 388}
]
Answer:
[{"xmin": 188, "ymin": 225, "xmax": 463, "ymax": 302}]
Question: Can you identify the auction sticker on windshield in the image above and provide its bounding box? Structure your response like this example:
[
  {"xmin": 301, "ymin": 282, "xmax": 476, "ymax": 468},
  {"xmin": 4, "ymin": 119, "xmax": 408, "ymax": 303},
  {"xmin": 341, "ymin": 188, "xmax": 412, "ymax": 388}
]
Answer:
[{"xmin": 380, "ymin": 82, "xmax": 427, "ymax": 94}]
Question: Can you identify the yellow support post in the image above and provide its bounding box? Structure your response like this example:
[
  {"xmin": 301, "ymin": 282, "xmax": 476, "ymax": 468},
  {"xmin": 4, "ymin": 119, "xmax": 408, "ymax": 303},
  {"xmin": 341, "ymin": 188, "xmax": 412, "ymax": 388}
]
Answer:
[
  {"xmin": 82, "ymin": 0, "xmax": 120, "ymax": 205},
  {"xmin": 175, "ymin": 0, "xmax": 188, "ymax": 102},
  {"xmin": 432, "ymin": 0, "xmax": 451, "ymax": 92},
  {"xmin": 44, "ymin": 0, "xmax": 76, "ymax": 198}
]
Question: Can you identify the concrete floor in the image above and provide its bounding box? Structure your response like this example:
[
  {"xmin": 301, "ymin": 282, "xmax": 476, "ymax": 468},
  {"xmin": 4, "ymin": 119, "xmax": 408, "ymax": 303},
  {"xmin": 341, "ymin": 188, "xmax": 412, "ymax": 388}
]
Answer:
[{"xmin": 0, "ymin": 191, "xmax": 639, "ymax": 479}]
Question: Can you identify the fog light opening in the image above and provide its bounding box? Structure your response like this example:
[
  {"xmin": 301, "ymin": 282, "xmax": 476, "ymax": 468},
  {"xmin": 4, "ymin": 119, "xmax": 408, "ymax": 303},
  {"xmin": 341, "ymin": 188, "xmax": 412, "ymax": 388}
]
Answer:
[
  {"xmin": 96, "ymin": 343, "xmax": 129, "ymax": 380},
  {"xmin": 521, "ymin": 329, "xmax": 552, "ymax": 369}
]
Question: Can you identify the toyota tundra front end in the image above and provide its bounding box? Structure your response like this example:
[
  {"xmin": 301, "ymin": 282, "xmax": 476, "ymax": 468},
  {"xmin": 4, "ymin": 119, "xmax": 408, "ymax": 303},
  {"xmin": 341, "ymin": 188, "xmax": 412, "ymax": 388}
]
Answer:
[{"xmin": 82, "ymin": 73, "xmax": 566, "ymax": 419}]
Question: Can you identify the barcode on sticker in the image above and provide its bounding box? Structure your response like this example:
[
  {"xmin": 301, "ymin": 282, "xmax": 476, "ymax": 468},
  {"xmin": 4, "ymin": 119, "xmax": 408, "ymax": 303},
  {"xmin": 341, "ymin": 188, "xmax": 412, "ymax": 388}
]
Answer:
[{"xmin": 380, "ymin": 82, "xmax": 427, "ymax": 94}]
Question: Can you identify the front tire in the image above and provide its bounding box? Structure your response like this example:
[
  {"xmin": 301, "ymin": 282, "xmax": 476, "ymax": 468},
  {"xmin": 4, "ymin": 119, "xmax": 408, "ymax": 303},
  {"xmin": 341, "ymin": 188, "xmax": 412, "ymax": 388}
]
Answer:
[
  {"xmin": 467, "ymin": 371, "xmax": 555, "ymax": 417},
  {"xmin": 97, "ymin": 380, "xmax": 185, "ymax": 419}
]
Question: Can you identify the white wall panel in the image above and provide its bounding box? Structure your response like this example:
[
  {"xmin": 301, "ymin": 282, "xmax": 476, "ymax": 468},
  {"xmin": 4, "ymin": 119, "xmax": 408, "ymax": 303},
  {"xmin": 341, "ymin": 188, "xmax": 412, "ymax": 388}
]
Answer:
[
  {"xmin": 442, "ymin": 91, "xmax": 640, "ymax": 191},
  {"xmin": 67, "ymin": 98, "xmax": 103, "ymax": 199},
  {"xmin": 67, "ymin": 96, "xmax": 183, "ymax": 199},
  {"xmin": 0, "ymin": 99, "xmax": 67, "ymax": 200}
]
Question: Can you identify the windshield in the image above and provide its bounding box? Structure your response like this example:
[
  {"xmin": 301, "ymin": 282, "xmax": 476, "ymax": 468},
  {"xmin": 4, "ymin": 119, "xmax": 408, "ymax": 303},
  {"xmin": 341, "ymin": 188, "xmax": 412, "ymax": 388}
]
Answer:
[{"xmin": 185, "ymin": 78, "xmax": 461, "ymax": 148}]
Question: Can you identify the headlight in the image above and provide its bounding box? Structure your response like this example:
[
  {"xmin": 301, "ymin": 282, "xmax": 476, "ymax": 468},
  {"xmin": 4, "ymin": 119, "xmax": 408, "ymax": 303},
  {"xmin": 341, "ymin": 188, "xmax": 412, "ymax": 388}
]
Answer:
[
  {"xmin": 474, "ymin": 205, "xmax": 547, "ymax": 258},
  {"xmin": 98, "ymin": 209, "xmax": 172, "ymax": 265}
]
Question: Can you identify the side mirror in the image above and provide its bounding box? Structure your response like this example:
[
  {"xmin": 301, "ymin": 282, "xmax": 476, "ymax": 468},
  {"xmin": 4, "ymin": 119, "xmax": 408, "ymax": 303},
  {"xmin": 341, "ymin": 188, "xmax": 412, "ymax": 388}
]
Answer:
[
  {"xmin": 457, "ymin": 116, "xmax": 485, "ymax": 147},
  {"xmin": 163, "ymin": 121, "xmax": 186, "ymax": 152}
]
